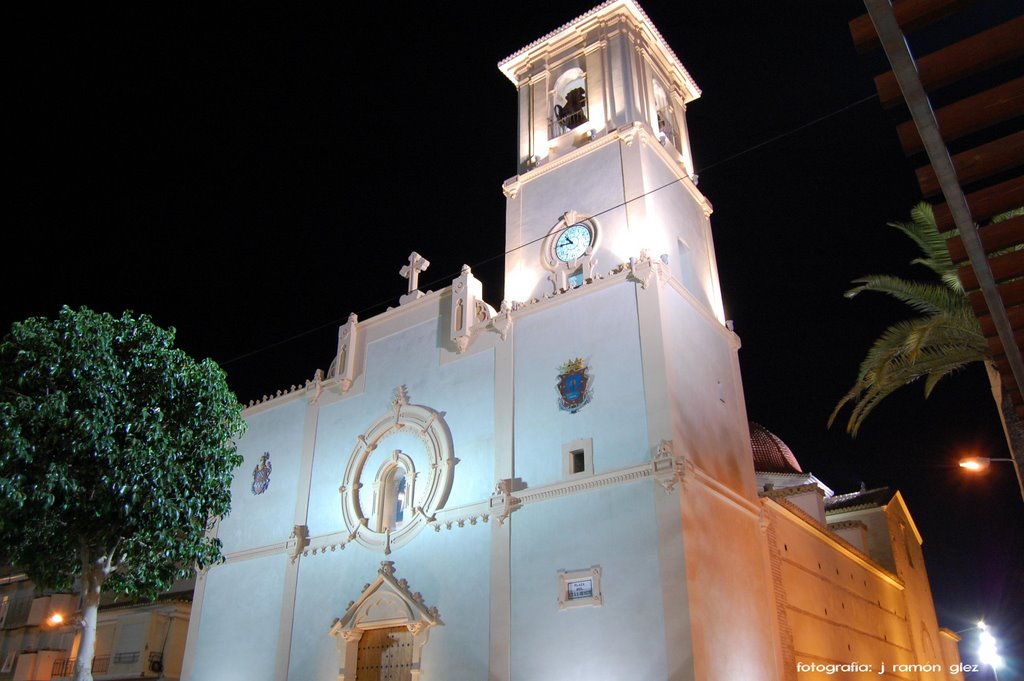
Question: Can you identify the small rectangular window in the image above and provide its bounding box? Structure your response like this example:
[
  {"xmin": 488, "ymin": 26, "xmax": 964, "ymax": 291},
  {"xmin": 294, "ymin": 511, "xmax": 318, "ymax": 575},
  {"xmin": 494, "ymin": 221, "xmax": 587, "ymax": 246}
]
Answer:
[
  {"xmin": 571, "ymin": 449, "xmax": 586, "ymax": 474},
  {"xmin": 562, "ymin": 438, "xmax": 593, "ymax": 479}
]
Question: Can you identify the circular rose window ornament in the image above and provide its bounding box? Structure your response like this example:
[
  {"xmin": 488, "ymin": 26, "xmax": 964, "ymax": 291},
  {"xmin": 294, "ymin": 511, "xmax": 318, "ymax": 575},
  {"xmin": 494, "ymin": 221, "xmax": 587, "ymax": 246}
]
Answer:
[{"xmin": 340, "ymin": 386, "xmax": 456, "ymax": 553}]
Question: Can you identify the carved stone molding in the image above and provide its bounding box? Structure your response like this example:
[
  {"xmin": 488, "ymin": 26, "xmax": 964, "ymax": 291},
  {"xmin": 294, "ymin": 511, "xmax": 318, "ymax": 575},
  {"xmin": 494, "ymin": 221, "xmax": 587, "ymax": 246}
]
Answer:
[
  {"xmin": 339, "ymin": 628, "xmax": 362, "ymax": 644},
  {"xmin": 287, "ymin": 525, "xmax": 310, "ymax": 563},
  {"xmin": 244, "ymin": 381, "xmax": 308, "ymax": 409},
  {"xmin": 450, "ymin": 265, "xmax": 496, "ymax": 354},
  {"xmin": 231, "ymin": 453, "xmax": 724, "ymax": 566},
  {"xmin": 307, "ymin": 368, "xmax": 326, "ymax": 404},
  {"xmin": 490, "ymin": 479, "xmax": 523, "ymax": 525},
  {"xmin": 517, "ymin": 467, "xmax": 651, "ymax": 506},
  {"xmin": 433, "ymin": 511, "xmax": 490, "ymax": 532},
  {"xmin": 652, "ymin": 439, "xmax": 693, "ymax": 493},
  {"xmin": 492, "ymin": 300, "xmax": 514, "ymax": 341},
  {"xmin": 340, "ymin": 387, "xmax": 456, "ymax": 553},
  {"xmin": 332, "ymin": 313, "xmax": 359, "ymax": 393},
  {"xmin": 329, "ymin": 561, "xmax": 442, "ymax": 681},
  {"xmin": 623, "ymin": 250, "xmax": 658, "ymax": 289},
  {"xmin": 618, "ymin": 120, "xmax": 644, "ymax": 146},
  {"xmin": 502, "ymin": 177, "xmax": 521, "ymax": 198}
]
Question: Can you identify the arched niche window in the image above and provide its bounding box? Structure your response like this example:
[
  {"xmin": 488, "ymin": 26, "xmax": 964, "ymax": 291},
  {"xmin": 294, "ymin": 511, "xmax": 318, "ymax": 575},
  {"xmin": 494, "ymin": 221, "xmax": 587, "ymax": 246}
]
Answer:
[
  {"xmin": 372, "ymin": 451, "xmax": 416, "ymax": 534},
  {"xmin": 341, "ymin": 387, "xmax": 456, "ymax": 554},
  {"xmin": 552, "ymin": 67, "xmax": 588, "ymax": 135}
]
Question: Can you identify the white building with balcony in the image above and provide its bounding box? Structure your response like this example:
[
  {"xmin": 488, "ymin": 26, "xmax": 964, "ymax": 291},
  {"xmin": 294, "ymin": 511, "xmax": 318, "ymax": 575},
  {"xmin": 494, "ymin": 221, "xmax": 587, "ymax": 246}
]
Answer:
[{"xmin": 0, "ymin": 571, "xmax": 190, "ymax": 681}]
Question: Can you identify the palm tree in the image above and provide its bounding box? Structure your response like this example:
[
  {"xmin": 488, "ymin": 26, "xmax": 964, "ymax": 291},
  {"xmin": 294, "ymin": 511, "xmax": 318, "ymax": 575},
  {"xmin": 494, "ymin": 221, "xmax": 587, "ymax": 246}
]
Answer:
[{"xmin": 829, "ymin": 203, "xmax": 1022, "ymax": 480}]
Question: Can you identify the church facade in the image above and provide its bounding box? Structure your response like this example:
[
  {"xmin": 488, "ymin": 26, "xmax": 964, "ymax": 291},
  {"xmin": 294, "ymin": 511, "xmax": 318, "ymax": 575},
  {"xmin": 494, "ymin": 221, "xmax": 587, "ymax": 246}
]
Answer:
[{"xmin": 182, "ymin": 3, "xmax": 959, "ymax": 680}]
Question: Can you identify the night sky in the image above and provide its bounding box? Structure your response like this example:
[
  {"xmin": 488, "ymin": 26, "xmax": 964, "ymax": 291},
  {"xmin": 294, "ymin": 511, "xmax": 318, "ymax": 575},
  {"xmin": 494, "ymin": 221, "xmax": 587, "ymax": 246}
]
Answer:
[{"xmin": 7, "ymin": 1, "xmax": 1022, "ymax": 675}]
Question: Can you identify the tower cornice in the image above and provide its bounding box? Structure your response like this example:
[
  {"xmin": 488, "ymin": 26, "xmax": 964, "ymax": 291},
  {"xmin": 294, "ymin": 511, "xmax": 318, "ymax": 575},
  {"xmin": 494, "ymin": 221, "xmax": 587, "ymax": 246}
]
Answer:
[
  {"xmin": 497, "ymin": 0, "xmax": 700, "ymax": 102},
  {"xmin": 503, "ymin": 123, "xmax": 711, "ymax": 216}
]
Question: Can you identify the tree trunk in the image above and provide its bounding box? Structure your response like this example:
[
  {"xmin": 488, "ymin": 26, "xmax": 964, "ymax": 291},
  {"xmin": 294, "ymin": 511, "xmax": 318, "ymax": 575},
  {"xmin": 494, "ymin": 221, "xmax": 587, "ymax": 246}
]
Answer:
[{"xmin": 73, "ymin": 564, "xmax": 103, "ymax": 681}]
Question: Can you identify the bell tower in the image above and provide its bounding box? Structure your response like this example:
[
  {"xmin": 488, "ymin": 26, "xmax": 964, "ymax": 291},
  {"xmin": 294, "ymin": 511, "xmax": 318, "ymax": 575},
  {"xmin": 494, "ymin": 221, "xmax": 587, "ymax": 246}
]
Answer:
[{"xmin": 499, "ymin": 0, "xmax": 722, "ymax": 314}]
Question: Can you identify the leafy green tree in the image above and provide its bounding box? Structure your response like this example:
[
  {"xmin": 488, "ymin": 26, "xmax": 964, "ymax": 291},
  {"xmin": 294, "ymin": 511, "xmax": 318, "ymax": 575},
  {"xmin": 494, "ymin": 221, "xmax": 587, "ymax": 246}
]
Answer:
[
  {"xmin": 830, "ymin": 203, "xmax": 1022, "ymax": 484},
  {"xmin": 0, "ymin": 306, "xmax": 246, "ymax": 681}
]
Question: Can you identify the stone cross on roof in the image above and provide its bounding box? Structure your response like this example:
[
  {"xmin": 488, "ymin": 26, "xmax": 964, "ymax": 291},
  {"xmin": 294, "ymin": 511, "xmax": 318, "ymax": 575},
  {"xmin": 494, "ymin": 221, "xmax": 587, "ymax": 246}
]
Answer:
[{"xmin": 399, "ymin": 251, "xmax": 430, "ymax": 305}]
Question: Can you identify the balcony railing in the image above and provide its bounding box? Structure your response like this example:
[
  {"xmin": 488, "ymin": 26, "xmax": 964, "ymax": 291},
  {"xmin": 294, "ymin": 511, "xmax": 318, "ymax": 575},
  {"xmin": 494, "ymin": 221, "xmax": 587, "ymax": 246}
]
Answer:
[
  {"xmin": 550, "ymin": 104, "xmax": 590, "ymax": 137},
  {"xmin": 1, "ymin": 597, "xmax": 33, "ymax": 629},
  {"xmin": 52, "ymin": 655, "xmax": 110, "ymax": 677},
  {"xmin": 112, "ymin": 651, "xmax": 139, "ymax": 664}
]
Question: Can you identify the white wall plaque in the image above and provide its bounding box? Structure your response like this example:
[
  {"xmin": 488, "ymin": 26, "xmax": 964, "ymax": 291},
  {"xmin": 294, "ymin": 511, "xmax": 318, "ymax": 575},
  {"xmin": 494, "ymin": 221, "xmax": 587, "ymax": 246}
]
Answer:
[{"xmin": 558, "ymin": 566, "xmax": 603, "ymax": 610}]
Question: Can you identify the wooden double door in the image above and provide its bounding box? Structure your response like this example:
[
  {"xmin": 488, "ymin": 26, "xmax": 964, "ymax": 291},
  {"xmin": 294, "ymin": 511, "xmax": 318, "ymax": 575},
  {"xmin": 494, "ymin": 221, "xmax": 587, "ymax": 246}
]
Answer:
[{"xmin": 355, "ymin": 626, "xmax": 413, "ymax": 681}]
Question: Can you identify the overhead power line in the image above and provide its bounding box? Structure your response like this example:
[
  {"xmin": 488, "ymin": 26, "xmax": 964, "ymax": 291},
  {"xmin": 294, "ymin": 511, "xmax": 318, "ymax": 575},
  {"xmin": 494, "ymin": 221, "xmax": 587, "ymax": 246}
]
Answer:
[{"xmin": 221, "ymin": 93, "xmax": 879, "ymax": 368}]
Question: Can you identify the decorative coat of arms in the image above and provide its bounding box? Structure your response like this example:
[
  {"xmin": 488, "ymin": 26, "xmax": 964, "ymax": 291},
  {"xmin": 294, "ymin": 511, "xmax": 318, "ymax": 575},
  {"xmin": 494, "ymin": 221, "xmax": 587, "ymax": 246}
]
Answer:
[
  {"xmin": 251, "ymin": 452, "xmax": 272, "ymax": 495},
  {"xmin": 557, "ymin": 358, "xmax": 592, "ymax": 414}
]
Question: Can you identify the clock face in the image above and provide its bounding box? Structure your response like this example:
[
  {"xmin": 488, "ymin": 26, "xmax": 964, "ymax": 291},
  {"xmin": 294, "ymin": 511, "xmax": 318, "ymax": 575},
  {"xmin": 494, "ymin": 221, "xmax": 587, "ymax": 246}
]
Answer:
[{"xmin": 555, "ymin": 223, "xmax": 593, "ymax": 262}]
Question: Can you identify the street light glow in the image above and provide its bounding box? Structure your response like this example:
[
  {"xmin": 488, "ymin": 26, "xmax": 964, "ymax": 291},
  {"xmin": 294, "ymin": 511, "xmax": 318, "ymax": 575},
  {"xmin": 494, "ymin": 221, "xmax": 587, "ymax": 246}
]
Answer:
[
  {"xmin": 47, "ymin": 612, "xmax": 64, "ymax": 626},
  {"xmin": 959, "ymin": 457, "xmax": 991, "ymax": 471},
  {"xmin": 978, "ymin": 628, "xmax": 1004, "ymax": 670}
]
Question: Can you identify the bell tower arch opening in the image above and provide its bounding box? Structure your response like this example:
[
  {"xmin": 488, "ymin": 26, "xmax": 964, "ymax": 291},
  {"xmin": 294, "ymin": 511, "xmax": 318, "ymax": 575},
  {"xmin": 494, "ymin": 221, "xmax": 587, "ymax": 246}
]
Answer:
[{"xmin": 552, "ymin": 67, "xmax": 589, "ymax": 135}]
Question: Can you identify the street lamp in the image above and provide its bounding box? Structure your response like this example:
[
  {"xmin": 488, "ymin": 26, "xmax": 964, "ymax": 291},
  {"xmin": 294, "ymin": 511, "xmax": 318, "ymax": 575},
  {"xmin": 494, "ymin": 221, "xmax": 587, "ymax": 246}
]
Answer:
[
  {"xmin": 958, "ymin": 457, "xmax": 1014, "ymax": 472},
  {"xmin": 976, "ymin": 621, "xmax": 1005, "ymax": 681}
]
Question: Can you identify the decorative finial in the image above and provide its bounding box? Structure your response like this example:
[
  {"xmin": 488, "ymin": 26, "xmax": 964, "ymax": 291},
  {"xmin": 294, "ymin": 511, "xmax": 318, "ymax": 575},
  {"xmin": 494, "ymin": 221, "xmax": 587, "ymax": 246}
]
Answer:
[{"xmin": 392, "ymin": 385, "xmax": 410, "ymax": 410}]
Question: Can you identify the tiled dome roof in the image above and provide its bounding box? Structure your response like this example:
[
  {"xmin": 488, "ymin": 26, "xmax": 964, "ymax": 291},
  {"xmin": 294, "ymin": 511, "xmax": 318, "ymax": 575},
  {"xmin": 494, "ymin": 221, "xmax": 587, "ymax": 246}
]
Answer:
[{"xmin": 750, "ymin": 422, "xmax": 803, "ymax": 474}]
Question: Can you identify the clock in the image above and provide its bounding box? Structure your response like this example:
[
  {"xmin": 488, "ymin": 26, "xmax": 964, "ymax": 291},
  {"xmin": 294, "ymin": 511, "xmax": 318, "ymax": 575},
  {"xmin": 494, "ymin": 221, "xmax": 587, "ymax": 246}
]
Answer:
[{"xmin": 555, "ymin": 223, "xmax": 593, "ymax": 262}]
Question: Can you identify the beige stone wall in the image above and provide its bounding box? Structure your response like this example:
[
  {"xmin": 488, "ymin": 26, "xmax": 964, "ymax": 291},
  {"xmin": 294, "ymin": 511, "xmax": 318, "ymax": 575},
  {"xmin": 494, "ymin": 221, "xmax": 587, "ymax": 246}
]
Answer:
[
  {"xmin": 883, "ymin": 495, "xmax": 961, "ymax": 681},
  {"xmin": 680, "ymin": 479, "xmax": 781, "ymax": 681},
  {"xmin": 763, "ymin": 498, "xmax": 960, "ymax": 680}
]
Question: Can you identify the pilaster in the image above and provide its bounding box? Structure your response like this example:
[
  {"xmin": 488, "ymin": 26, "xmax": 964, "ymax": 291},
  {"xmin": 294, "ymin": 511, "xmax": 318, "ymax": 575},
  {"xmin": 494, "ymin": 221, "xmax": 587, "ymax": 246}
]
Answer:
[
  {"xmin": 273, "ymin": 394, "xmax": 321, "ymax": 679},
  {"xmin": 489, "ymin": 319, "xmax": 515, "ymax": 681},
  {"xmin": 634, "ymin": 272, "xmax": 696, "ymax": 680},
  {"xmin": 179, "ymin": 569, "xmax": 207, "ymax": 681}
]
